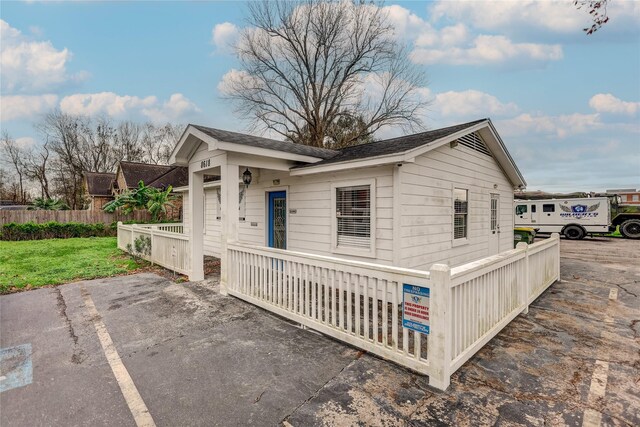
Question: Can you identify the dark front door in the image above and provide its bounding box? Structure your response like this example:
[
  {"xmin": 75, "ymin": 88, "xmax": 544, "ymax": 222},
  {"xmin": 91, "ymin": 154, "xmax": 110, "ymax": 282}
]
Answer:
[{"xmin": 268, "ymin": 191, "xmax": 287, "ymax": 249}]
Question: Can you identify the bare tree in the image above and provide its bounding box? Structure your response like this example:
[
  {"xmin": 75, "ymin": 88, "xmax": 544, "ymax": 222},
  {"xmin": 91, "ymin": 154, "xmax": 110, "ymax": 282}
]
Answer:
[
  {"xmin": 225, "ymin": 0, "xmax": 428, "ymax": 148},
  {"xmin": 574, "ymin": 0, "xmax": 610, "ymax": 35},
  {"xmin": 112, "ymin": 121, "xmax": 145, "ymax": 166},
  {"xmin": 23, "ymin": 140, "xmax": 52, "ymax": 199},
  {"xmin": 0, "ymin": 132, "xmax": 27, "ymax": 203},
  {"xmin": 140, "ymin": 123, "xmax": 185, "ymax": 164}
]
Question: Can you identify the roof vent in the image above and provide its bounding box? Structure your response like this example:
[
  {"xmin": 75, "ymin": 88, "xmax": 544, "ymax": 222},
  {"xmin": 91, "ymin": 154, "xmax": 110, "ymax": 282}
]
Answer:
[{"xmin": 457, "ymin": 132, "xmax": 491, "ymax": 157}]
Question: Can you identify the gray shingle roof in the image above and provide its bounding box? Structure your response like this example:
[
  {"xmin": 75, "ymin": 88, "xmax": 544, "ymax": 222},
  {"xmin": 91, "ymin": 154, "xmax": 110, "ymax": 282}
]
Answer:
[
  {"xmin": 294, "ymin": 119, "xmax": 488, "ymax": 169},
  {"xmin": 120, "ymin": 161, "xmax": 174, "ymax": 188},
  {"xmin": 84, "ymin": 172, "xmax": 115, "ymax": 196},
  {"xmin": 192, "ymin": 125, "xmax": 337, "ymax": 160}
]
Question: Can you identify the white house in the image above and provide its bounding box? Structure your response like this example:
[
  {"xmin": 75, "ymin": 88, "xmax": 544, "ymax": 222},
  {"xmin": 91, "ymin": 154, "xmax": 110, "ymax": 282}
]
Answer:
[
  {"xmin": 169, "ymin": 118, "xmax": 525, "ymax": 282},
  {"xmin": 119, "ymin": 118, "xmax": 563, "ymax": 391}
]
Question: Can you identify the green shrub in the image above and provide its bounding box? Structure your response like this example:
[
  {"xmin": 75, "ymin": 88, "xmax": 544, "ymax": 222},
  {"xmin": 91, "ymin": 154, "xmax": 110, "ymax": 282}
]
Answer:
[{"xmin": 0, "ymin": 221, "xmax": 116, "ymax": 241}]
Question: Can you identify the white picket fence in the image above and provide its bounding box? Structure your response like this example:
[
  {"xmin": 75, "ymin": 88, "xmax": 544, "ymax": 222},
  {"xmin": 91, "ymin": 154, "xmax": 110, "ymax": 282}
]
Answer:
[
  {"xmin": 227, "ymin": 234, "xmax": 560, "ymax": 390},
  {"xmin": 117, "ymin": 222, "xmax": 190, "ymax": 275}
]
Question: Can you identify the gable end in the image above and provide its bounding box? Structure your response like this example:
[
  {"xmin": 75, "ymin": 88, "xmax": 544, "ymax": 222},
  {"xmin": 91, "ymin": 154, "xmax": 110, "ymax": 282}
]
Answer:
[{"xmin": 457, "ymin": 132, "xmax": 492, "ymax": 157}]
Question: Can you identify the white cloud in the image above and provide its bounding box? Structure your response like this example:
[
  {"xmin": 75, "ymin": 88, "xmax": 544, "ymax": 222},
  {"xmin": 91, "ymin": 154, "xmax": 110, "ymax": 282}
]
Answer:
[
  {"xmin": 60, "ymin": 92, "xmax": 156, "ymax": 117},
  {"xmin": 211, "ymin": 22, "xmax": 239, "ymax": 52},
  {"xmin": 0, "ymin": 94, "xmax": 58, "ymax": 121},
  {"xmin": 434, "ymin": 90, "xmax": 518, "ymax": 117},
  {"xmin": 589, "ymin": 93, "xmax": 640, "ymax": 115},
  {"xmin": 429, "ymin": 0, "xmax": 640, "ymax": 36},
  {"xmin": 498, "ymin": 112, "xmax": 602, "ymax": 138},
  {"xmin": 59, "ymin": 92, "xmax": 199, "ymax": 123},
  {"xmin": 217, "ymin": 69, "xmax": 260, "ymax": 95},
  {"xmin": 411, "ymin": 35, "xmax": 562, "ymax": 66},
  {"xmin": 0, "ymin": 19, "xmax": 85, "ymax": 93},
  {"xmin": 142, "ymin": 93, "xmax": 201, "ymax": 123},
  {"xmin": 376, "ymin": 5, "xmax": 563, "ymax": 67},
  {"xmin": 15, "ymin": 136, "xmax": 37, "ymax": 148}
]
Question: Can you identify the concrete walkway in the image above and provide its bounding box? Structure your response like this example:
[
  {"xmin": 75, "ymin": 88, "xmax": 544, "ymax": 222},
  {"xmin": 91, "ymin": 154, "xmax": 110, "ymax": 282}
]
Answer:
[{"xmin": 1, "ymin": 237, "xmax": 638, "ymax": 426}]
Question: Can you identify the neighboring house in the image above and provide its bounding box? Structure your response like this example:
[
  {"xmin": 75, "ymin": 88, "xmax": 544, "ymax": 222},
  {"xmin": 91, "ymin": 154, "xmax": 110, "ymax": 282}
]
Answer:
[
  {"xmin": 112, "ymin": 161, "xmax": 189, "ymax": 219},
  {"xmin": 606, "ymin": 188, "xmax": 640, "ymax": 205},
  {"xmin": 168, "ymin": 118, "xmax": 526, "ymax": 281},
  {"xmin": 83, "ymin": 161, "xmax": 189, "ymax": 217},
  {"xmin": 113, "ymin": 161, "xmax": 188, "ymax": 193},
  {"xmin": 83, "ymin": 172, "xmax": 116, "ymax": 211}
]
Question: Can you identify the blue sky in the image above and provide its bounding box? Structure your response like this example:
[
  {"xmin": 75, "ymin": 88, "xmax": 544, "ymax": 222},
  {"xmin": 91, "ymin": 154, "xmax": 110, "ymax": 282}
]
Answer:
[{"xmin": 1, "ymin": 0, "xmax": 639, "ymax": 192}]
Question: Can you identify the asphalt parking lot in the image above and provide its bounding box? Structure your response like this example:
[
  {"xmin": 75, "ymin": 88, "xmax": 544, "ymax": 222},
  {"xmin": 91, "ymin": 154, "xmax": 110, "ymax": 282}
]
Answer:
[{"xmin": 1, "ymin": 237, "xmax": 638, "ymax": 426}]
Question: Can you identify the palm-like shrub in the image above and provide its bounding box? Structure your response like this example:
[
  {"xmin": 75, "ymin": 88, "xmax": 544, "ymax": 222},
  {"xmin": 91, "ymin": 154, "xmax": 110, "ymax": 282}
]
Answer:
[
  {"xmin": 28, "ymin": 198, "xmax": 70, "ymax": 211},
  {"xmin": 104, "ymin": 181, "xmax": 175, "ymax": 221}
]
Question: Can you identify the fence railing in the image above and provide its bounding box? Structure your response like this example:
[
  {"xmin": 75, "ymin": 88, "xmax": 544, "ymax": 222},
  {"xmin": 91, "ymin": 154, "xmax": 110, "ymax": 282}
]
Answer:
[
  {"xmin": 1, "ymin": 209, "xmax": 152, "ymax": 225},
  {"xmin": 117, "ymin": 222, "xmax": 189, "ymax": 275},
  {"xmin": 227, "ymin": 234, "xmax": 560, "ymax": 390},
  {"xmin": 136, "ymin": 223, "xmax": 184, "ymax": 234},
  {"xmin": 227, "ymin": 241, "xmax": 433, "ymax": 376}
]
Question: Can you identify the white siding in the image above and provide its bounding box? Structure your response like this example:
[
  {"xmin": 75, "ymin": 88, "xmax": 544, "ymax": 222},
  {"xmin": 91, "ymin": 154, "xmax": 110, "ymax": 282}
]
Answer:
[
  {"xmin": 399, "ymin": 143, "xmax": 514, "ymax": 270},
  {"xmin": 237, "ymin": 166, "xmax": 395, "ymax": 264},
  {"xmin": 182, "ymin": 140, "xmax": 516, "ymax": 268}
]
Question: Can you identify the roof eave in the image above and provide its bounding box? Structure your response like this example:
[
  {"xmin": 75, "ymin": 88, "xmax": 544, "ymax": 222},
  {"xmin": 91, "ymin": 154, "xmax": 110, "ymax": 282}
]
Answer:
[
  {"xmin": 170, "ymin": 125, "xmax": 327, "ymax": 166},
  {"xmin": 290, "ymin": 120, "xmax": 491, "ymax": 176}
]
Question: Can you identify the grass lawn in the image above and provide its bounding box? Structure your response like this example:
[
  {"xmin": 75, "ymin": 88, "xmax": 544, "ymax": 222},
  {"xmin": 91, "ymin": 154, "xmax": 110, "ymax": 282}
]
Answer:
[{"xmin": 0, "ymin": 237, "xmax": 141, "ymax": 293}]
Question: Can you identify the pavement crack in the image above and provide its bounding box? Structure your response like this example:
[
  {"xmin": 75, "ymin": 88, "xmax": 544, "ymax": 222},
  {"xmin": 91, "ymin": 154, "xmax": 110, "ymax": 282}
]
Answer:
[
  {"xmin": 281, "ymin": 351, "xmax": 363, "ymax": 425},
  {"xmin": 55, "ymin": 287, "xmax": 78, "ymax": 345},
  {"xmin": 55, "ymin": 287, "xmax": 86, "ymax": 364},
  {"xmin": 615, "ymin": 282, "xmax": 638, "ymax": 298}
]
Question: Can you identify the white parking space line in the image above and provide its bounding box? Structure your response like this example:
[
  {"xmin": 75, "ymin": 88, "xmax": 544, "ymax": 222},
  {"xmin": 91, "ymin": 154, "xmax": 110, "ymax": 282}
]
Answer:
[
  {"xmin": 80, "ymin": 285, "xmax": 156, "ymax": 427},
  {"xmin": 582, "ymin": 288, "xmax": 619, "ymax": 427}
]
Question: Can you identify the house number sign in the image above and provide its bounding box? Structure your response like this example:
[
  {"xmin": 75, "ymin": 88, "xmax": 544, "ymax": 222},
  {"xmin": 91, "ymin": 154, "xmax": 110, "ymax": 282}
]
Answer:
[
  {"xmin": 402, "ymin": 284, "xmax": 430, "ymax": 334},
  {"xmin": 200, "ymin": 158, "xmax": 211, "ymax": 169}
]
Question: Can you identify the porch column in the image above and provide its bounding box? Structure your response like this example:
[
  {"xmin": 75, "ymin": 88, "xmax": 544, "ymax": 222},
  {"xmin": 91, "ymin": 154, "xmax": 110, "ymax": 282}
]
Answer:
[
  {"xmin": 188, "ymin": 168, "xmax": 204, "ymax": 281},
  {"xmin": 220, "ymin": 162, "xmax": 239, "ymax": 295}
]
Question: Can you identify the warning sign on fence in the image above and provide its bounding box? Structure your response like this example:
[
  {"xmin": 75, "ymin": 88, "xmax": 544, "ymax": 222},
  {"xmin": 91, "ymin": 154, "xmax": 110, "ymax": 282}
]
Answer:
[{"xmin": 402, "ymin": 284, "xmax": 430, "ymax": 334}]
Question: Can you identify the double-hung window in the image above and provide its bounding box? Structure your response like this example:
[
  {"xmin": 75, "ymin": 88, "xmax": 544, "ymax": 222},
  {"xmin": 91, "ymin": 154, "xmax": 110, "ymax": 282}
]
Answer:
[
  {"xmin": 453, "ymin": 188, "xmax": 468, "ymax": 240},
  {"xmin": 332, "ymin": 179, "xmax": 375, "ymax": 257}
]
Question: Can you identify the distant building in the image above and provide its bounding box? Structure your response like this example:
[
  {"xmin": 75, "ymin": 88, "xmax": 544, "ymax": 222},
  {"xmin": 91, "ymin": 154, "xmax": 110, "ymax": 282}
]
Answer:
[
  {"xmin": 83, "ymin": 161, "xmax": 192, "ymax": 219},
  {"xmin": 606, "ymin": 188, "xmax": 640, "ymax": 205},
  {"xmin": 83, "ymin": 172, "xmax": 116, "ymax": 211}
]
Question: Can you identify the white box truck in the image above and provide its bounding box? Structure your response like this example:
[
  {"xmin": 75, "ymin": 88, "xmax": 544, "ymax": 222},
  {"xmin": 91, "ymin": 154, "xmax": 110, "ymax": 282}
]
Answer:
[{"xmin": 515, "ymin": 197, "xmax": 607, "ymax": 240}]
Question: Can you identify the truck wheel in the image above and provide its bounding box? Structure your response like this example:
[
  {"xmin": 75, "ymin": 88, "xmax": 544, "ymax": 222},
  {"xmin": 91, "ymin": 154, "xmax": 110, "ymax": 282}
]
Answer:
[
  {"xmin": 563, "ymin": 225, "xmax": 585, "ymax": 240},
  {"xmin": 620, "ymin": 219, "xmax": 640, "ymax": 239}
]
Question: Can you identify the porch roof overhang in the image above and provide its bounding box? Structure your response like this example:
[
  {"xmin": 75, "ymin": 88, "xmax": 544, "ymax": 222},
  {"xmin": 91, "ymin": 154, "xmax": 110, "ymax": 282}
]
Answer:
[{"xmin": 169, "ymin": 124, "xmax": 333, "ymax": 167}]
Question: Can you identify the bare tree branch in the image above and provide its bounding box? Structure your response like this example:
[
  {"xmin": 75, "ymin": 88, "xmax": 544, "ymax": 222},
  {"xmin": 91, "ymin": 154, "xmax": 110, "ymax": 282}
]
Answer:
[{"xmin": 224, "ymin": 0, "xmax": 429, "ymax": 148}]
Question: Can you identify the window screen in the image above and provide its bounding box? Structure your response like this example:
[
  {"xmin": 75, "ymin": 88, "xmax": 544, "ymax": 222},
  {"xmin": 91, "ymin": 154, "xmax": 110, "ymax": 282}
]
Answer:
[
  {"xmin": 336, "ymin": 185, "xmax": 371, "ymax": 249},
  {"xmin": 453, "ymin": 189, "xmax": 468, "ymax": 239},
  {"xmin": 543, "ymin": 204, "xmax": 555, "ymax": 212}
]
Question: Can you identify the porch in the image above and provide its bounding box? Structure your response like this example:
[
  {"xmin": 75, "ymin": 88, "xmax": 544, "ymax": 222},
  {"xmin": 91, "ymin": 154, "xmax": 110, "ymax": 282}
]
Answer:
[{"xmin": 117, "ymin": 220, "xmax": 560, "ymax": 390}]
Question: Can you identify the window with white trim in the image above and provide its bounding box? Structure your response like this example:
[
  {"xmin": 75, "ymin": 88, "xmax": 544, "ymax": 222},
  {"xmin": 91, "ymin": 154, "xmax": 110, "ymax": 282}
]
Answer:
[
  {"xmin": 453, "ymin": 188, "xmax": 468, "ymax": 239},
  {"xmin": 336, "ymin": 185, "xmax": 371, "ymax": 249}
]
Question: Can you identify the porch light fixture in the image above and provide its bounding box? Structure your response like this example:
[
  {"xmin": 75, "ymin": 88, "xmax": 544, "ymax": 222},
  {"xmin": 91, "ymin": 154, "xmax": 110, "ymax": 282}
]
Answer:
[{"xmin": 242, "ymin": 168, "xmax": 252, "ymax": 187}]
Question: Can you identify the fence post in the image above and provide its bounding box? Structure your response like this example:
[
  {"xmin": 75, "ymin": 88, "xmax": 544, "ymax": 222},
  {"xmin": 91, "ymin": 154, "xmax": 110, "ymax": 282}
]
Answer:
[
  {"xmin": 516, "ymin": 242, "xmax": 529, "ymax": 314},
  {"xmin": 551, "ymin": 232, "xmax": 561, "ymax": 282},
  {"xmin": 130, "ymin": 223, "xmax": 136, "ymax": 253},
  {"xmin": 149, "ymin": 226, "xmax": 156, "ymax": 266},
  {"xmin": 428, "ymin": 263, "xmax": 452, "ymax": 390},
  {"xmin": 117, "ymin": 221, "xmax": 123, "ymax": 249}
]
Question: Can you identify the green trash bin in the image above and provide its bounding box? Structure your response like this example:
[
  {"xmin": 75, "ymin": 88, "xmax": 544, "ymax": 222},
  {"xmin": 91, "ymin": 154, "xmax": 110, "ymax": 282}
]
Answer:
[{"xmin": 514, "ymin": 227, "xmax": 536, "ymax": 247}]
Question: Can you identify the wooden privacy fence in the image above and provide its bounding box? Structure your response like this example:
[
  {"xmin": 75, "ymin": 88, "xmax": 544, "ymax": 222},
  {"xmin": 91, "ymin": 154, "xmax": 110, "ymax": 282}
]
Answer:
[
  {"xmin": 117, "ymin": 223, "xmax": 189, "ymax": 275},
  {"xmin": 227, "ymin": 234, "xmax": 561, "ymax": 390},
  {"xmin": 1, "ymin": 210, "xmax": 152, "ymax": 225}
]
